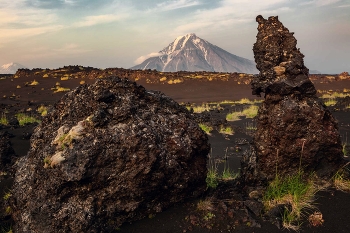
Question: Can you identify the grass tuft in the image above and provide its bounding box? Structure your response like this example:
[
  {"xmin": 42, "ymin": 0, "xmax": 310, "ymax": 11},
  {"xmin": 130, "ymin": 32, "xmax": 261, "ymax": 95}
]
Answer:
[
  {"xmin": 15, "ymin": 113, "xmax": 41, "ymax": 126},
  {"xmin": 206, "ymin": 155, "xmax": 219, "ymax": 189},
  {"xmin": 54, "ymin": 87, "xmax": 70, "ymax": 93},
  {"xmin": 263, "ymin": 172, "xmax": 318, "ymax": 230},
  {"xmin": 0, "ymin": 113, "xmax": 8, "ymax": 125},
  {"xmin": 242, "ymin": 105, "xmax": 259, "ymax": 118},
  {"xmin": 29, "ymin": 80, "xmax": 39, "ymax": 86},
  {"xmin": 226, "ymin": 111, "xmax": 242, "ymax": 121},
  {"xmin": 199, "ymin": 123, "xmax": 213, "ymax": 135},
  {"xmin": 37, "ymin": 105, "xmax": 48, "ymax": 116},
  {"xmin": 333, "ymin": 163, "xmax": 350, "ymax": 192},
  {"xmin": 219, "ymin": 125, "xmax": 234, "ymax": 135}
]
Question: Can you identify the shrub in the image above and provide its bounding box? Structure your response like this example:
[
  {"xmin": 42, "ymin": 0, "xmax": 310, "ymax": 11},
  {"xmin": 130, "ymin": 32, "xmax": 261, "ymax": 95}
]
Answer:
[{"xmin": 43, "ymin": 74, "xmax": 49, "ymax": 78}]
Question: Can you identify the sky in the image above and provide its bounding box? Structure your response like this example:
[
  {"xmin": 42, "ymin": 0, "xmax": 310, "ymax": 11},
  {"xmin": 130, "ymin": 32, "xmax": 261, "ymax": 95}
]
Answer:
[{"xmin": 0, "ymin": 0, "xmax": 349, "ymax": 74}]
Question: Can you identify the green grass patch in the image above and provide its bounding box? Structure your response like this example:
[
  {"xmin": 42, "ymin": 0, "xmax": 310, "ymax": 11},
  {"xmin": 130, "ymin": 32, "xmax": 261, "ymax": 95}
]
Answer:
[
  {"xmin": 15, "ymin": 113, "xmax": 41, "ymax": 126},
  {"xmin": 242, "ymin": 105, "xmax": 259, "ymax": 118},
  {"xmin": 0, "ymin": 113, "xmax": 8, "ymax": 125},
  {"xmin": 226, "ymin": 111, "xmax": 242, "ymax": 121},
  {"xmin": 192, "ymin": 104, "xmax": 211, "ymax": 113},
  {"xmin": 199, "ymin": 123, "xmax": 213, "ymax": 135},
  {"xmin": 219, "ymin": 125, "xmax": 234, "ymax": 135},
  {"xmin": 324, "ymin": 98, "xmax": 337, "ymax": 106},
  {"xmin": 263, "ymin": 172, "xmax": 317, "ymax": 230},
  {"xmin": 37, "ymin": 105, "xmax": 48, "ymax": 116},
  {"xmin": 206, "ymin": 156, "xmax": 219, "ymax": 189},
  {"xmin": 321, "ymin": 92, "xmax": 350, "ymax": 99}
]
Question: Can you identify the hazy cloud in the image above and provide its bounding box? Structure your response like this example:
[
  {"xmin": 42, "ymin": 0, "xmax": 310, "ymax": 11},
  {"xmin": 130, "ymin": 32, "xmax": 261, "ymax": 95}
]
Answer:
[
  {"xmin": 300, "ymin": 0, "xmax": 342, "ymax": 6},
  {"xmin": 53, "ymin": 43, "xmax": 91, "ymax": 54},
  {"xmin": 171, "ymin": 0, "xmax": 289, "ymax": 35},
  {"xmin": 156, "ymin": 0, "xmax": 201, "ymax": 11},
  {"xmin": 135, "ymin": 52, "xmax": 163, "ymax": 64},
  {"xmin": 73, "ymin": 14, "xmax": 128, "ymax": 27}
]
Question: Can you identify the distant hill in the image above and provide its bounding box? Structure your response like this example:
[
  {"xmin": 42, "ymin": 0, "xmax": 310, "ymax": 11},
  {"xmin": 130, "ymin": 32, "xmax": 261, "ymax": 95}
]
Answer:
[
  {"xmin": 131, "ymin": 33, "xmax": 258, "ymax": 74},
  {"xmin": 0, "ymin": 62, "xmax": 27, "ymax": 74}
]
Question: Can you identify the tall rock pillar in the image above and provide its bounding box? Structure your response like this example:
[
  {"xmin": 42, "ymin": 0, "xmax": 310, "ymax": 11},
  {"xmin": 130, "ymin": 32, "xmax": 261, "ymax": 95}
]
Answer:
[{"xmin": 244, "ymin": 15, "xmax": 345, "ymax": 182}]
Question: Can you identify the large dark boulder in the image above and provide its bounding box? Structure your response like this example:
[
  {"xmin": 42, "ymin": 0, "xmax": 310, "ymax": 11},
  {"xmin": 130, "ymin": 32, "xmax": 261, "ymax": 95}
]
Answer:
[
  {"xmin": 10, "ymin": 77, "xmax": 209, "ymax": 232},
  {"xmin": 242, "ymin": 16, "xmax": 345, "ymax": 183},
  {"xmin": 0, "ymin": 131, "xmax": 16, "ymax": 175}
]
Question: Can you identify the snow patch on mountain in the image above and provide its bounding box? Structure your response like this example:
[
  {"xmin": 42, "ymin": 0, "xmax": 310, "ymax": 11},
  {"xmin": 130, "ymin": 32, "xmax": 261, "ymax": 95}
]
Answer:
[{"xmin": 0, "ymin": 62, "xmax": 27, "ymax": 74}]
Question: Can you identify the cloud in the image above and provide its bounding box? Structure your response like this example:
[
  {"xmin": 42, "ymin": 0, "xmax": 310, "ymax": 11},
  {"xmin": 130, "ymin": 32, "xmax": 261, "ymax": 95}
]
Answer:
[
  {"xmin": 73, "ymin": 14, "xmax": 128, "ymax": 27},
  {"xmin": 171, "ymin": 0, "xmax": 290, "ymax": 35},
  {"xmin": 337, "ymin": 4, "xmax": 350, "ymax": 7},
  {"xmin": 53, "ymin": 43, "xmax": 91, "ymax": 54},
  {"xmin": 300, "ymin": 0, "xmax": 342, "ymax": 6},
  {"xmin": 156, "ymin": 0, "xmax": 201, "ymax": 11},
  {"xmin": 134, "ymin": 52, "xmax": 163, "ymax": 64}
]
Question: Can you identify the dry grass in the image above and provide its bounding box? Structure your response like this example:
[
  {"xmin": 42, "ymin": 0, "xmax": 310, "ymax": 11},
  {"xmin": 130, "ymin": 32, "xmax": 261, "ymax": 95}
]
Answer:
[
  {"xmin": 333, "ymin": 163, "xmax": 350, "ymax": 192},
  {"xmin": 29, "ymin": 80, "xmax": 39, "ymax": 86},
  {"xmin": 54, "ymin": 87, "xmax": 70, "ymax": 93}
]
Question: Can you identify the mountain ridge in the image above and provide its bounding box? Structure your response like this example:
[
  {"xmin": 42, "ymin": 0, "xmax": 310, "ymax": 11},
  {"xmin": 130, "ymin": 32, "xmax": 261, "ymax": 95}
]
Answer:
[{"xmin": 131, "ymin": 33, "xmax": 258, "ymax": 74}]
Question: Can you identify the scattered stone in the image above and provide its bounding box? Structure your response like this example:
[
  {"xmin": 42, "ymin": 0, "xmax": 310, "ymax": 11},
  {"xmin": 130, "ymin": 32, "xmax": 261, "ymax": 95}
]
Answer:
[{"xmin": 10, "ymin": 77, "xmax": 209, "ymax": 232}]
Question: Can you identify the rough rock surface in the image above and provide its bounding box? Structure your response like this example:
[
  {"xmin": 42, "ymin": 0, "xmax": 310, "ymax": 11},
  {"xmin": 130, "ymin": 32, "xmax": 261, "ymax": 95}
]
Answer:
[
  {"xmin": 242, "ymin": 16, "xmax": 345, "ymax": 182},
  {"xmin": 0, "ymin": 131, "xmax": 17, "ymax": 175},
  {"xmin": 10, "ymin": 77, "xmax": 209, "ymax": 232}
]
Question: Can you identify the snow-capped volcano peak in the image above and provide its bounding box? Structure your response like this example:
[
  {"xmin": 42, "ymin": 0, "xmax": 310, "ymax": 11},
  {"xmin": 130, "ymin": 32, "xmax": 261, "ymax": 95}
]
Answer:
[
  {"xmin": 0, "ymin": 62, "xmax": 27, "ymax": 74},
  {"xmin": 131, "ymin": 33, "xmax": 258, "ymax": 73},
  {"xmin": 162, "ymin": 33, "xmax": 205, "ymax": 56}
]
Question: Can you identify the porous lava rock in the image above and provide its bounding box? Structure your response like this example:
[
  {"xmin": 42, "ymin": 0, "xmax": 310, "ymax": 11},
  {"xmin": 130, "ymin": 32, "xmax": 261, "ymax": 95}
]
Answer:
[
  {"xmin": 0, "ymin": 131, "xmax": 17, "ymax": 175},
  {"xmin": 10, "ymin": 77, "xmax": 209, "ymax": 232},
  {"xmin": 242, "ymin": 16, "xmax": 345, "ymax": 182}
]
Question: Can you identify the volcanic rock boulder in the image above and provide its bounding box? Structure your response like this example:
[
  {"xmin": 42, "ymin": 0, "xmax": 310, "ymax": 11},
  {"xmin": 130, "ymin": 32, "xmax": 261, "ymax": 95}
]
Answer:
[
  {"xmin": 0, "ymin": 131, "xmax": 16, "ymax": 175},
  {"xmin": 11, "ymin": 77, "xmax": 209, "ymax": 232},
  {"xmin": 242, "ymin": 16, "xmax": 345, "ymax": 182}
]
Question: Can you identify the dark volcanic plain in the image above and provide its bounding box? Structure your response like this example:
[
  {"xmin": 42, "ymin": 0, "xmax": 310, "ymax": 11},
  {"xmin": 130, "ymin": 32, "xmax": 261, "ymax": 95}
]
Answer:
[{"xmin": 1, "ymin": 67, "xmax": 350, "ymax": 232}]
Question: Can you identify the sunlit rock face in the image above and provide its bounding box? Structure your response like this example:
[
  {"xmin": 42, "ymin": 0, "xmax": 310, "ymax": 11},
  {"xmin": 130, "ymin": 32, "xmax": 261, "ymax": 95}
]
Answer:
[
  {"xmin": 242, "ymin": 16, "xmax": 345, "ymax": 183},
  {"xmin": 11, "ymin": 77, "xmax": 209, "ymax": 232}
]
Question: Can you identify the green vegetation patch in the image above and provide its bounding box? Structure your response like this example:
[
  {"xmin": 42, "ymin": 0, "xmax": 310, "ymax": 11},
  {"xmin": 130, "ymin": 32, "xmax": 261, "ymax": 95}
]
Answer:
[
  {"xmin": 15, "ymin": 113, "xmax": 41, "ymax": 126},
  {"xmin": 242, "ymin": 105, "xmax": 259, "ymax": 118},
  {"xmin": 324, "ymin": 98, "xmax": 337, "ymax": 106},
  {"xmin": 263, "ymin": 172, "xmax": 317, "ymax": 230},
  {"xmin": 0, "ymin": 113, "xmax": 8, "ymax": 125},
  {"xmin": 219, "ymin": 125, "xmax": 234, "ymax": 135},
  {"xmin": 199, "ymin": 123, "xmax": 213, "ymax": 135},
  {"xmin": 226, "ymin": 111, "xmax": 242, "ymax": 121},
  {"xmin": 37, "ymin": 105, "xmax": 48, "ymax": 116}
]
